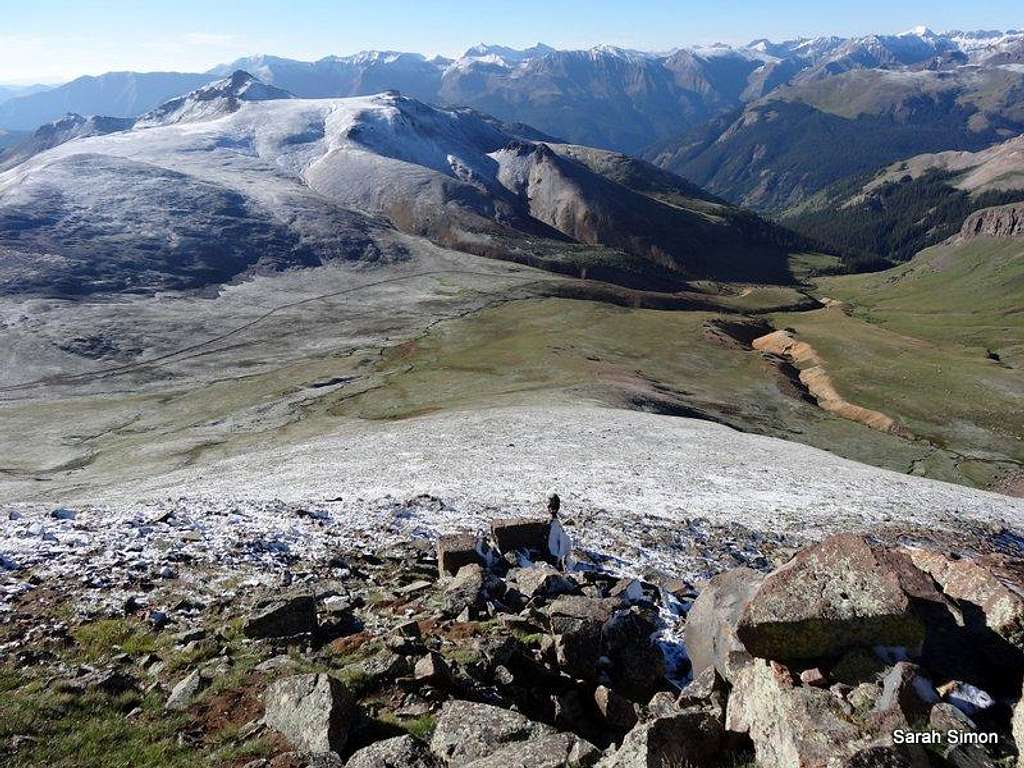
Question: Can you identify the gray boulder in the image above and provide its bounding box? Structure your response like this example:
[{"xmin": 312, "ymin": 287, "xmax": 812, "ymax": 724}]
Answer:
[
  {"xmin": 165, "ymin": 668, "xmax": 208, "ymax": 711},
  {"xmin": 243, "ymin": 593, "xmax": 317, "ymax": 638},
  {"xmin": 345, "ymin": 734, "xmax": 439, "ymax": 768},
  {"xmin": 263, "ymin": 673, "xmax": 353, "ymax": 755},
  {"xmin": 547, "ymin": 595, "xmax": 617, "ymax": 633},
  {"xmin": 443, "ymin": 564, "xmax": 487, "ymax": 617},
  {"xmin": 511, "ymin": 563, "xmax": 576, "ymax": 600},
  {"xmin": 598, "ymin": 708, "xmax": 722, "ymax": 768},
  {"xmin": 736, "ymin": 535, "xmax": 948, "ymax": 662},
  {"xmin": 429, "ymin": 699, "xmax": 597, "ymax": 767},
  {"xmin": 430, "ymin": 699, "xmax": 553, "ymax": 766},
  {"xmin": 462, "ymin": 733, "xmax": 600, "ymax": 768},
  {"xmin": 684, "ymin": 567, "xmax": 763, "ymax": 682}
]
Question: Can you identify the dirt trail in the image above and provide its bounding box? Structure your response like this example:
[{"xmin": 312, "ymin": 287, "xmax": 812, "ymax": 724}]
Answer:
[{"xmin": 752, "ymin": 329, "xmax": 908, "ymax": 436}]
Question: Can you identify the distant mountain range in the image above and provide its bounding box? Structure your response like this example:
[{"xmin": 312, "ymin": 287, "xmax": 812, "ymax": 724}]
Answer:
[
  {"xmin": 2, "ymin": 28, "xmax": 1022, "ymax": 148},
  {"xmin": 2, "ymin": 27, "xmax": 1024, "ymax": 266},
  {"xmin": 0, "ymin": 72, "xmax": 803, "ymax": 297}
]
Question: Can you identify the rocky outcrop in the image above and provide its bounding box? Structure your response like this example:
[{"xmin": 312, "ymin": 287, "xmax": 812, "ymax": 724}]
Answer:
[
  {"xmin": 9, "ymin": 512, "xmax": 1024, "ymax": 768},
  {"xmin": 959, "ymin": 203, "xmax": 1024, "ymax": 240},
  {"xmin": 906, "ymin": 548, "xmax": 1024, "ymax": 651},
  {"xmin": 905, "ymin": 547, "xmax": 1024, "ymax": 694},
  {"xmin": 735, "ymin": 534, "xmax": 948, "ymax": 661}
]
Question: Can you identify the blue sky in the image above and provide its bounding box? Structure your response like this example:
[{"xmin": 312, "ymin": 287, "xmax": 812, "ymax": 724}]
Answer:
[{"xmin": 1, "ymin": 0, "xmax": 1021, "ymax": 84}]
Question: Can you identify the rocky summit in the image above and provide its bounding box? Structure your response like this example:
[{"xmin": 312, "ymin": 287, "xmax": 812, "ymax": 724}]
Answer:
[{"xmin": 3, "ymin": 507, "xmax": 1024, "ymax": 767}]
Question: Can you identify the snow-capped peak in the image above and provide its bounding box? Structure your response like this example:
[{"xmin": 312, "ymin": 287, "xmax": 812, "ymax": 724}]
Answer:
[
  {"xmin": 899, "ymin": 25, "xmax": 936, "ymax": 38},
  {"xmin": 136, "ymin": 71, "xmax": 293, "ymax": 128}
]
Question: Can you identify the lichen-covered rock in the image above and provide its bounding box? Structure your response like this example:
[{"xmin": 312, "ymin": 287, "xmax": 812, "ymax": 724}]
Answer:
[
  {"xmin": 243, "ymin": 593, "xmax": 317, "ymax": 638},
  {"xmin": 429, "ymin": 699, "xmax": 554, "ymax": 766},
  {"xmin": 726, "ymin": 659, "xmax": 927, "ymax": 768},
  {"xmin": 511, "ymin": 563, "xmax": 576, "ymax": 600},
  {"xmin": 263, "ymin": 673, "xmax": 353, "ymax": 755},
  {"xmin": 461, "ymin": 733, "xmax": 601, "ymax": 768},
  {"xmin": 684, "ymin": 567, "xmax": 763, "ymax": 682},
  {"xmin": 736, "ymin": 535, "xmax": 948, "ymax": 662},
  {"xmin": 598, "ymin": 708, "xmax": 722, "ymax": 768},
  {"xmin": 345, "ymin": 734, "xmax": 440, "ymax": 768}
]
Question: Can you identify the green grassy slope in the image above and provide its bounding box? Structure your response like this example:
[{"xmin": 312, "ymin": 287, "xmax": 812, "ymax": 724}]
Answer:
[{"xmin": 820, "ymin": 238, "xmax": 1024, "ymax": 357}]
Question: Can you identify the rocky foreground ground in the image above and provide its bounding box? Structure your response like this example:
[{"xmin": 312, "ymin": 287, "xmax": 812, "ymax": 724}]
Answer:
[{"xmin": 3, "ymin": 499, "xmax": 1024, "ymax": 767}]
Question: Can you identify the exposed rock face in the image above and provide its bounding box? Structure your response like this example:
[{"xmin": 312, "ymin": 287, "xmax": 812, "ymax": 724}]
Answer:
[
  {"xmin": 752, "ymin": 331, "xmax": 906, "ymax": 436},
  {"xmin": 904, "ymin": 548, "xmax": 1024, "ymax": 694},
  {"xmin": 346, "ymin": 734, "xmax": 439, "ymax": 768},
  {"xmin": 684, "ymin": 567, "xmax": 763, "ymax": 681},
  {"xmin": 906, "ymin": 548, "xmax": 1024, "ymax": 649},
  {"xmin": 263, "ymin": 673, "xmax": 353, "ymax": 755},
  {"xmin": 243, "ymin": 594, "xmax": 318, "ymax": 638},
  {"xmin": 736, "ymin": 535, "xmax": 947, "ymax": 661},
  {"xmin": 960, "ymin": 203, "xmax": 1024, "ymax": 240}
]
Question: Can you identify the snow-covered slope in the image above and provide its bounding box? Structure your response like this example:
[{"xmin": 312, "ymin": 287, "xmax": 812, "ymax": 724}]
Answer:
[
  {"xmin": 135, "ymin": 70, "xmax": 293, "ymax": 127},
  {"xmin": 0, "ymin": 112, "xmax": 134, "ymax": 171},
  {"xmin": 0, "ymin": 78, "xmax": 796, "ymax": 295},
  {"xmin": 64, "ymin": 405, "xmax": 1024, "ymax": 539}
]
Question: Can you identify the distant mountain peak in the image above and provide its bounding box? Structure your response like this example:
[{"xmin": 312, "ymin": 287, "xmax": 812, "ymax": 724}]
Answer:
[
  {"xmin": 900, "ymin": 25, "xmax": 936, "ymax": 38},
  {"xmin": 136, "ymin": 70, "xmax": 293, "ymax": 128}
]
